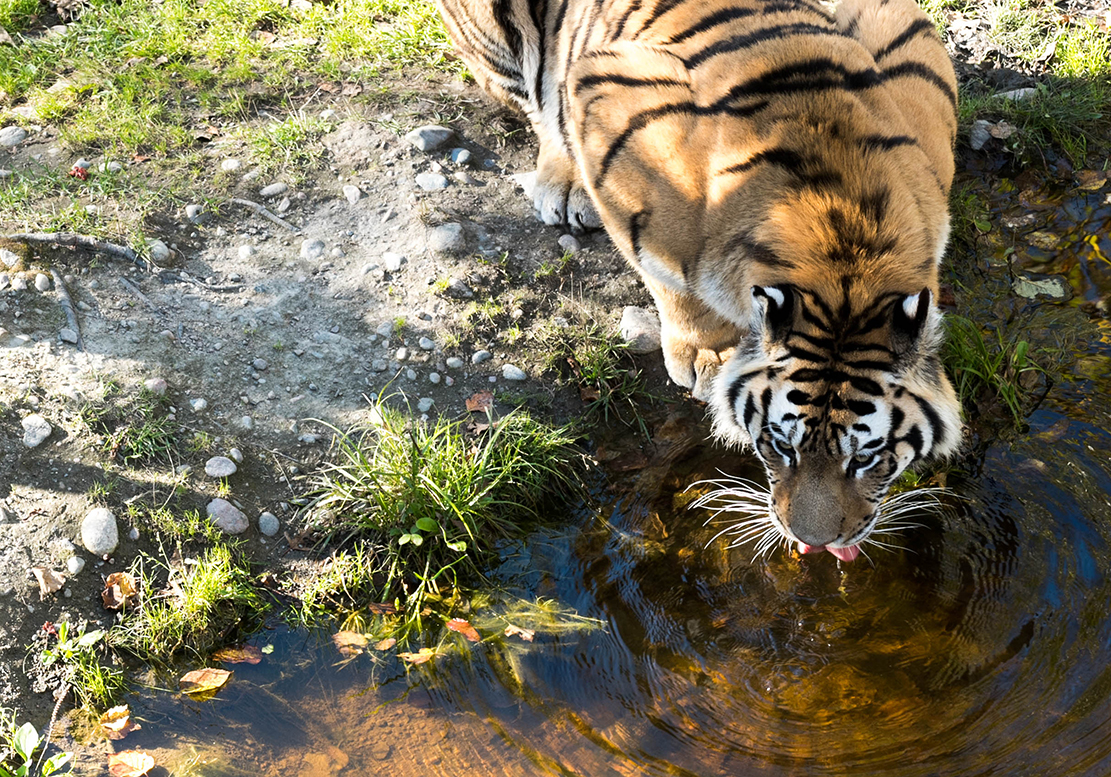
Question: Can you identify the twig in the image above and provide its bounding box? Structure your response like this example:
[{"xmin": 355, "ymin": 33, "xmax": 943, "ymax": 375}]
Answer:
[
  {"xmin": 228, "ymin": 198, "xmax": 301, "ymax": 233},
  {"xmin": 119, "ymin": 276, "xmax": 160, "ymax": 314},
  {"xmin": 170, "ymin": 270, "xmax": 243, "ymax": 292},
  {"xmin": 50, "ymin": 268, "xmax": 85, "ymax": 351},
  {"xmin": 2, "ymin": 231, "xmax": 142, "ymax": 267}
]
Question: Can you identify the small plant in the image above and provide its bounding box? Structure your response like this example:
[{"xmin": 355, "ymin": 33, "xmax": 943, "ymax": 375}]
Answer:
[
  {"xmin": 34, "ymin": 622, "xmax": 126, "ymax": 711},
  {"xmin": 0, "ymin": 711, "xmax": 72, "ymax": 777}
]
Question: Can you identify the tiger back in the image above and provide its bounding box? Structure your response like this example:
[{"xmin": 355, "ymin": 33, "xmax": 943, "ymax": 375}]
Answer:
[{"xmin": 435, "ymin": 0, "xmax": 963, "ymax": 560}]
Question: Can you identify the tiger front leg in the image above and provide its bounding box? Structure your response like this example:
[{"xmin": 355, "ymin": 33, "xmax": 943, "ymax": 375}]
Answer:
[
  {"xmin": 645, "ymin": 278, "xmax": 744, "ymax": 402},
  {"xmin": 531, "ymin": 132, "xmax": 602, "ymax": 233}
]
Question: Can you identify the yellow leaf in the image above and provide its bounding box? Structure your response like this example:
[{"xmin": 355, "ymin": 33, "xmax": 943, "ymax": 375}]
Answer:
[
  {"xmin": 211, "ymin": 645, "xmax": 263, "ymax": 665},
  {"xmin": 504, "ymin": 624, "xmax": 536, "ymax": 642},
  {"xmin": 332, "ymin": 631, "xmax": 369, "ymax": 658},
  {"xmin": 99, "ymin": 705, "xmax": 141, "ymax": 741},
  {"xmin": 101, "ymin": 572, "xmax": 140, "ymax": 610},
  {"xmin": 179, "ymin": 668, "xmax": 232, "ymax": 696},
  {"xmin": 446, "ymin": 618, "xmax": 481, "ymax": 643},
  {"xmin": 374, "ymin": 638, "xmax": 397, "ymax": 651},
  {"xmin": 108, "ymin": 750, "xmax": 155, "ymax": 777},
  {"xmin": 398, "ymin": 647, "xmax": 437, "ymax": 664}
]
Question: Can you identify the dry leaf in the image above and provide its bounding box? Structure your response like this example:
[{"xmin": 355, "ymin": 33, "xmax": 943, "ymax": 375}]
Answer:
[
  {"xmin": 989, "ymin": 120, "xmax": 1018, "ymax": 140},
  {"xmin": 0, "ymin": 27, "xmax": 14, "ymax": 46},
  {"xmin": 131, "ymin": 153, "xmax": 151, "ymax": 163},
  {"xmin": 365, "ymin": 602, "xmax": 399, "ymax": 615},
  {"xmin": 446, "ymin": 618, "xmax": 481, "ymax": 643},
  {"xmin": 332, "ymin": 631, "xmax": 369, "ymax": 658},
  {"xmin": 374, "ymin": 638, "xmax": 397, "ymax": 651},
  {"xmin": 465, "ymin": 391, "xmax": 494, "ymax": 413},
  {"xmin": 179, "ymin": 667, "xmax": 232, "ymax": 696},
  {"xmin": 341, "ymin": 83, "xmax": 363, "ymax": 96},
  {"xmin": 1076, "ymin": 170, "xmax": 1108, "ymax": 191},
  {"xmin": 398, "ymin": 647, "xmax": 437, "ymax": 664},
  {"xmin": 253, "ymin": 30, "xmax": 277, "ymax": 45},
  {"xmin": 31, "ymin": 567, "xmax": 65, "ymax": 599},
  {"xmin": 579, "ymin": 386, "xmax": 601, "ymax": 402},
  {"xmin": 504, "ymin": 624, "xmax": 536, "ymax": 642},
  {"xmin": 99, "ymin": 705, "xmax": 141, "ymax": 741},
  {"xmin": 108, "ymin": 750, "xmax": 155, "ymax": 777},
  {"xmin": 318, "ymin": 82, "xmax": 339, "ymax": 93},
  {"xmin": 101, "ymin": 571, "xmax": 140, "ymax": 610},
  {"xmin": 212, "ymin": 645, "xmax": 263, "ymax": 664}
]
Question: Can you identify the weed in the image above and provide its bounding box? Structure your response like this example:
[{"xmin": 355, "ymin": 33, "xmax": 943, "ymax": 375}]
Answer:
[
  {"xmin": 393, "ymin": 316, "xmax": 407, "ymax": 336},
  {"xmin": 185, "ymin": 430, "xmax": 214, "ymax": 454},
  {"xmin": 35, "ymin": 622, "xmax": 126, "ymax": 712},
  {"xmin": 291, "ymin": 542, "xmax": 387, "ymax": 627},
  {"xmin": 0, "ymin": 709, "xmax": 72, "ymax": 777},
  {"xmin": 302, "ymin": 399, "xmax": 584, "ymax": 636},
  {"xmin": 246, "ymin": 111, "xmax": 330, "ymax": 177},
  {"xmin": 110, "ymin": 543, "xmax": 268, "ymax": 662},
  {"xmin": 533, "ymin": 250, "xmax": 574, "ymax": 280}
]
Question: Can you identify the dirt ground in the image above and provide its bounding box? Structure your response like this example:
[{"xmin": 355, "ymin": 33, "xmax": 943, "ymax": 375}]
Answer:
[{"xmin": 0, "ymin": 71, "xmax": 666, "ymax": 729}]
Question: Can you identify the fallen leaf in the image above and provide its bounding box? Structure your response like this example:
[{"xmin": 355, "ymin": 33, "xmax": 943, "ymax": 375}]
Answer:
[
  {"xmin": 101, "ymin": 571, "xmax": 140, "ymax": 610},
  {"xmin": 332, "ymin": 631, "xmax": 369, "ymax": 658},
  {"xmin": 466, "ymin": 391, "xmax": 494, "ymax": 413},
  {"xmin": 318, "ymin": 82, "xmax": 339, "ymax": 93},
  {"xmin": 341, "ymin": 83, "xmax": 363, "ymax": 97},
  {"xmin": 131, "ymin": 153, "xmax": 151, "ymax": 163},
  {"xmin": 179, "ymin": 667, "xmax": 232, "ymax": 696},
  {"xmin": 31, "ymin": 567, "xmax": 65, "ymax": 599},
  {"xmin": 212, "ymin": 645, "xmax": 263, "ymax": 664},
  {"xmin": 0, "ymin": 27, "xmax": 13, "ymax": 46},
  {"xmin": 579, "ymin": 386, "xmax": 601, "ymax": 402},
  {"xmin": 398, "ymin": 647, "xmax": 437, "ymax": 664},
  {"xmin": 504, "ymin": 624, "xmax": 535, "ymax": 642},
  {"xmin": 374, "ymin": 638, "xmax": 396, "ymax": 651},
  {"xmin": 1076, "ymin": 170, "xmax": 1108, "ymax": 191},
  {"xmin": 446, "ymin": 618, "xmax": 481, "ymax": 643},
  {"xmin": 989, "ymin": 120, "xmax": 1018, "ymax": 139},
  {"xmin": 365, "ymin": 602, "xmax": 399, "ymax": 615},
  {"xmin": 108, "ymin": 750, "xmax": 155, "ymax": 777},
  {"xmin": 99, "ymin": 705, "xmax": 141, "ymax": 740},
  {"xmin": 253, "ymin": 30, "xmax": 277, "ymax": 45}
]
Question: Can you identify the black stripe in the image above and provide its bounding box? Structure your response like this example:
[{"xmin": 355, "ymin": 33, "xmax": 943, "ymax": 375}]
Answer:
[
  {"xmin": 787, "ymin": 389, "xmax": 811, "ymax": 405},
  {"xmin": 685, "ymin": 23, "xmax": 841, "ymax": 69},
  {"xmin": 727, "ymin": 367, "xmax": 762, "ymax": 414},
  {"xmin": 790, "ymin": 330, "xmax": 834, "ymax": 349},
  {"xmin": 608, "ymin": 0, "xmax": 642, "ymax": 43},
  {"xmin": 492, "ymin": 0, "xmax": 523, "ymax": 61},
  {"xmin": 842, "ymin": 359, "xmax": 895, "ymax": 371},
  {"xmin": 911, "ymin": 392, "xmax": 946, "ymax": 451},
  {"xmin": 859, "ymin": 134, "xmax": 917, "ymax": 151},
  {"xmin": 874, "ymin": 18, "xmax": 936, "ymax": 61},
  {"xmin": 787, "ymin": 346, "xmax": 827, "ymax": 362},
  {"xmin": 574, "ymin": 73, "xmax": 686, "ymax": 97},
  {"xmin": 716, "ymin": 58, "xmax": 882, "ymax": 106},
  {"xmin": 722, "ymin": 229, "xmax": 796, "ymax": 269},
  {"xmin": 634, "ymin": 0, "xmax": 685, "ymax": 37},
  {"xmin": 719, "ymin": 147, "xmax": 805, "ymax": 176},
  {"xmin": 848, "ymin": 375, "xmax": 884, "ymax": 395},
  {"xmin": 530, "ymin": 0, "xmax": 547, "ymax": 110},
  {"xmin": 743, "ymin": 393, "xmax": 758, "ymax": 429},
  {"xmin": 882, "ymin": 61, "xmax": 957, "ymax": 107},
  {"xmin": 667, "ymin": 6, "xmax": 758, "ymax": 44},
  {"xmin": 891, "ymin": 405, "xmax": 905, "ymax": 433},
  {"xmin": 847, "ymin": 399, "xmax": 876, "ymax": 416},
  {"xmin": 902, "ymin": 424, "xmax": 924, "ymax": 456}
]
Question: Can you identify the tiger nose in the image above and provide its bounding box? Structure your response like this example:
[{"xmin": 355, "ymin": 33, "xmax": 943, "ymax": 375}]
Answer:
[{"xmin": 779, "ymin": 491, "xmax": 841, "ymax": 547}]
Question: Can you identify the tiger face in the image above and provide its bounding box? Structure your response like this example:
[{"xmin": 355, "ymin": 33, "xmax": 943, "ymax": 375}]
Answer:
[{"xmin": 710, "ymin": 284, "xmax": 962, "ymax": 561}]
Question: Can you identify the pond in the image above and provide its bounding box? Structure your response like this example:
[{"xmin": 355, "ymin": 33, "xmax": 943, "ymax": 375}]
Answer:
[{"xmin": 122, "ymin": 182, "xmax": 1111, "ymax": 776}]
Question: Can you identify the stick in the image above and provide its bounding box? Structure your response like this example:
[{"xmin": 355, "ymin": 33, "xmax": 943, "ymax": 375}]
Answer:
[
  {"xmin": 119, "ymin": 276, "xmax": 160, "ymax": 314},
  {"xmin": 50, "ymin": 268, "xmax": 85, "ymax": 351},
  {"xmin": 171, "ymin": 270, "xmax": 243, "ymax": 292},
  {"xmin": 2, "ymin": 232, "xmax": 142, "ymax": 266},
  {"xmin": 228, "ymin": 198, "xmax": 301, "ymax": 233}
]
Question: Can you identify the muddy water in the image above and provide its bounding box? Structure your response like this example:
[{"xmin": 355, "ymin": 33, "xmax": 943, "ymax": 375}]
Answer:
[{"xmin": 128, "ymin": 185, "xmax": 1111, "ymax": 777}]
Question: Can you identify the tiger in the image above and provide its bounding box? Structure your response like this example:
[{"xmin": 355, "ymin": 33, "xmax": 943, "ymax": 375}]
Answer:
[{"xmin": 434, "ymin": 0, "xmax": 964, "ymax": 561}]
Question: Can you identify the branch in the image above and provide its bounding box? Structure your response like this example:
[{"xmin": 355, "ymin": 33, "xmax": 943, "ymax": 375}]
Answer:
[
  {"xmin": 2, "ymin": 232, "xmax": 142, "ymax": 266},
  {"xmin": 228, "ymin": 198, "xmax": 301, "ymax": 233}
]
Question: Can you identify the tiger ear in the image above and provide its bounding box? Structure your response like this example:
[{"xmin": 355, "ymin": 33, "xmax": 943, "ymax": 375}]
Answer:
[
  {"xmin": 891, "ymin": 288, "xmax": 933, "ymax": 355},
  {"xmin": 751, "ymin": 285, "xmax": 794, "ymax": 341}
]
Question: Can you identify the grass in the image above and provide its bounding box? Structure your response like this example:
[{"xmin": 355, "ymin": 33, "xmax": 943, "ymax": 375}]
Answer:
[
  {"xmin": 299, "ymin": 398, "xmax": 585, "ymax": 637},
  {"xmin": 109, "ymin": 543, "xmax": 268, "ymax": 662},
  {"xmin": 35, "ymin": 622, "xmax": 126, "ymax": 712},
  {"xmin": 244, "ymin": 110, "xmax": 333, "ymax": 179},
  {"xmin": 0, "ymin": 707, "xmax": 73, "ymax": 777},
  {"xmin": 81, "ymin": 388, "xmax": 177, "ymax": 467},
  {"xmin": 0, "ymin": 0, "xmax": 38, "ymax": 33}
]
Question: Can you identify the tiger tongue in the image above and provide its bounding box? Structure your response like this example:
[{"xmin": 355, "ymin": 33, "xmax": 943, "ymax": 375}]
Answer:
[{"xmin": 797, "ymin": 543, "xmax": 861, "ymax": 562}]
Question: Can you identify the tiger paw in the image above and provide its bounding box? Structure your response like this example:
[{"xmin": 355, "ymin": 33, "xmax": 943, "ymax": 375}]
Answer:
[{"xmin": 662, "ymin": 340, "xmax": 733, "ymax": 403}]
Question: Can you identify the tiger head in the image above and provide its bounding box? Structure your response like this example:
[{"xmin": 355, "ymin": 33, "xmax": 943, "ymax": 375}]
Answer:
[{"xmin": 709, "ymin": 283, "xmax": 962, "ymax": 561}]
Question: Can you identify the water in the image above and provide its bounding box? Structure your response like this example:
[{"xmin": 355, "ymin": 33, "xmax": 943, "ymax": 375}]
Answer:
[{"xmin": 124, "ymin": 181, "xmax": 1111, "ymax": 776}]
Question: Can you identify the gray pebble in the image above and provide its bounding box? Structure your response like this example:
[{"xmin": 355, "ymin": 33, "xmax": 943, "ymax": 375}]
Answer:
[
  {"xmin": 0, "ymin": 126, "xmax": 28, "ymax": 147},
  {"xmin": 0, "ymin": 248, "xmax": 16, "ymax": 267},
  {"xmin": 372, "ymin": 359, "xmax": 388, "ymax": 372},
  {"xmin": 472, "ymin": 350, "xmax": 492, "ymax": 364},
  {"xmin": 99, "ymin": 161, "xmax": 124, "ymax": 174},
  {"xmin": 446, "ymin": 357, "xmax": 464, "ymax": 369},
  {"xmin": 10, "ymin": 276, "xmax": 27, "ymax": 291},
  {"xmin": 342, "ymin": 184, "xmax": 362, "ymax": 204},
  {"xmin": 300, "ymin": 239, "xmax": 326, "ymax": 260},
  {"xmin": 428, "ymin": 223, "xmax": 466, "ymax": 254},
  {"xmin": 21, "ymin": 414, "xmax": 51, "ymax": 448},
  {"xmin": 416, "ymin": 172, "xmax": 449, "ymax": 191},
  {"xmin": 128, "ymin": 527, "xmax": 140, "ymax": 541},
  {"xmin": 205, "ymin": 456, "xmax": 238, "ymax": 478},
  {"xmin": 429, "ymin": 372, "xmax": 441, "ymax": 384},
  {"xmin": 969, "ymin": 120, "xmax": 993, "ymax": 151},
  {"xmin": 238, "ymin": 245, "xmax": 257, "ymax": 259},
  {"xmin": 81, "ymin": 507, "xmax": 118, "ymax": 556},
  {"xmin": 558, "ymin": 234, "xmax": 581, "ymax": 253},
  {"xmin": 147, "ymin": 239, "xmax": 172, "ymax": 265},
  {"xmin": 396, "ymin": 347, "xmax": 409, "ymax": 361},
  {"xmin": 237, "ymin": 415, "xmax": 255, "ymax": 431},
  {"xmin": 185, "ymin": 203, "xmax": 205, "ymax": 223},
  {"xmin": 221, "ymin": 158, "xmax": 242, "ymax": 172},
  {"xmin": 406, "ymin": 368, "xmax": 417, "ymax": 381},
  {"xmin": 405, "ymin": 125, "xmax": 455, "ymax": 152},
  {"xmin": 252, "ymin": 357, "xmax": 269, "ymax": 371},
  {"xmin": 450, "ymin": 147, "xmax": 472, "ymax": 166},
  {"xmin": 502, "ymin": 364, "xmax": 528, "ymax": 381},
  {"xmin": 418, "ymin": 337, "xmax": 435, "ymax": 351},
  {"xmin": 383, "ymin": 252, "xmax": 405, "ymax": 272},
  {"xmin": 260, "ymin": 182, "xmax": 289, "ymax": 198},
  {"xmin": 207, "ymin": 499, "xmax": 248, "ymax": 535},
  {"xmin": 620, "ymin": 306, "xmax": 662, "ymax": 353},
  {"xmin": 190, "ymin": 397, "xmax": 208, "ymax": 412},
  {"xmin": 258, "ymin": 512, "xmax": 280, "ymax": 537},
  {"xmin": 66, "ymin": 556, "xmax": 85, "ymax": 576},
  {"xmin": 417, "ymin": 397, "xmax": 434, "ymax": 413},
  {"xmin": 445, "ymin": 276, "xmax": 473, "ymax": 298},
  {"xmin": 144, "ymin": 377, "xmax": 168, "ymax": 395},
  {"xmin": 228, "ymin": 447, "xmax": 244, "ymax": 464},
  {"xmin": 59, "ymin": 328, "xmax": 79, "ymax": 344},
  {"xmin": 34, "ymin": 273, "xmax": 50, "ymax": 291}
]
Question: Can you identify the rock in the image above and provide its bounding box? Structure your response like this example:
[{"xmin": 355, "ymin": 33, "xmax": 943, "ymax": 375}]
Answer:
[
  {"xmin": 66, "ymin": 556, "xmax": 85, "ymax": 576},
  {"xmin": 190, "ymin": 397, "xmax": 208, "ymax": 412},
  {"xmin": 34, "ymin": 273, "xmax": 51, "ymax": 291},
  {"xmin": 99, "ymin": 161, "xmax": 124, "ymax": 174},
  {"xmin": 185, "ymin": 203, "xmax": 205, "ymax": 223},
  {"xmin": 509, "ymin": 171, "xmax": 537, "ymax": 198},
  {"xmin": 221, "ymin": 158, "xmax": 242, "ymax": 172},
  {"xmin": 258, "ymin": 512, "xmax": 280, "ymax": 537},
  {"xmin": 417, "ymin": 397, "xmax": 434, "ymax": 413},
  {"xmin": 396, "ymin": 347, "xmax": 409, "ymax": 361},
  {"xmin": 0, "ymin": 126, "xmax": 27, "ymax": 147},
  {"xmin": 1012, "ymin": 274, "xmax": 1071, "ymax": 300},
  {"xmin": 969, "ymin": 120, "xmax": 993, "ymax": 151},
  {"xmin": 0, "ymin": 248, "xmax": 17, "ymax": 268},
  {"xmin": 382, "ymin": 252, "xmax": 405, "ymax": 272},
  {"xmin": 428, "ymin": 223, "xmax": 466, "ymax": 254},
  {"xmin": 502, "ymin": 364, "xmax": 527, "ymax": 381},
  {"xmin": 558, "ymin": 234, "xmax": 581, "ymax": 253},
  {"xmin": 446, "ymin": 357, "xmax": 464, "ymax": 369},
  {"xmin": 10, "ymin": 276, "xmax": 27, "ymax": 291},
  {"xmin": 405, "ymin": 125, "xmax": 455, "ymax": 152},
  {"xmin": 454, "ymin": 171, "xmax": 480, "ymax": 185},
  {"xmin": 238, "ymin": 244, "xmax": 257, "ymax": 259},
  {"xmin": 300, "ymin": 239, "xmax": 326, "ymax": 260},
  {"xmin": 372, "ymin": 359, "xmax": 388, "ymax": 372},
  {"xmin": 207, "ymin": 499, "xmax": 249, "ymax": 535},
  {"xmin": 81, "ymin": 508, "xmax": 119, "ymax": 556},
  {"xmin": 147, "ymin": 238, "xmax": 172, "ymax": 266},
  {"xmin": 128, "ymin": 527, "xmax": 140, "ymax": 541},
  {"xmin": 342, "ymin": 184, "xmax": 362, "ymax": 204},
  {"xmin": 416, "ymin": 172, "xmax": 450, "ymax": 191},
  {"xmin": 620, "ymin": 306, "xmax": 662, "ymax": 353},
  {"xmin": 450, "ymin": 147, "xmax": 472, "ymax": 166},
  {"xmin": 472, "ymin": 349, "xmax": 492, "ymax": 364},
  {"xmin": 228, "ymin": 448, "xmax": 244, "ymax": 463},
  {"xmin": 429, "ymin": 372, "xmax": 441, "ymax": 384},
  {"xmin": 205, "ymin": 456, "xmax": 238, "ymax": 478},
  {"xmin": 237, "ymin": 415, "xmax": 255, "ymax": 431},
  {"xmin": 1026, "ymin": 231, "xmax": 1058, "ymax": 251},
  {"xmin": 59, "ymin": 328, "xmax": 79, "ymax": 344},
  {"xmin": 418, "ymin": 337, "xmax": 435, "ymax": 351},
  {"xmin": 994, "ymin": 87, "xmax": 1037, "ymax": 101},
  {"xmin": 252, "ymin": 357, "xmax": 269, "ymax": 371},
  {"xmin": 0, "ymin": 272, "xmax": 9, "ymax": 290},
  {"xmin": 144, "ymin": 377, "xmax": 168, "ymax": 395},
  {"xmin": 320, "ymin": 109, "xmax": 337, "ymax": 121},
  {"xmin": 260, "ymin": 182, "xmax": 289, "ymax": 198},
  {"xmin": 21, "ymin": 414, "xmax": 51, "ymax": 448}
]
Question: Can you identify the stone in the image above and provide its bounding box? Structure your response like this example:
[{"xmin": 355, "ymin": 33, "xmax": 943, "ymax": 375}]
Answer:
[
  {"xmin": 207, "ymin": 499, "xmax": 249, "ymax": 535},
  {"xmin": 81, "ymin": 507, "xmax": 118, "ymax": 556},
  {"xmin": 1012, "ymin": 274, "xmax": 1071, "ymax": 300},
  {"xmin": 418, "ymin": 337, "xmax": 435, "ymax": 351},
  {"xmin": 147, "ymin": 238, "xmax": 172, "ymax": 266},
  {"xmin": 11, "ymin": 276, "xmax": 27, "ymax": 291},
  {"xmin": 34, "ymin": 273, "xmax": 51, "ymax": 291},
  {"xmin": 59, "ymin": 328, "xmax": 79, "ymax": 344},
  {"xmin": 144, "ymin": 377, "xmax": 168, "ymax": 395},
  {"xmin": 0, "ymin": 248, "xmax": 17, "ymax": 268},
  {"xmin": 300, "ymin": 239, "xmax": 326, "ymax": 260},
  {"xmin": 185, "ymin": 203, "xmax": 205, "ymax": 223},
  {"xmin": 428, "ymin": 372, "xmax": 441, "ymax": 384},
  {"xmin": 428, "ymin": 223, "xmax": 466, "ymax": 254},
  {"xmin": 446, "ymin": 357, "xmax": 463, "ymax": 369},
  {"xmin": 0, "ymin": 126, "xmax": 27, "ymax": 147},
  {"xmin": 620, "ymin": 306, "xmax": 662, "ymax": 353},
  {"xmin": 396, "ymin": 347, "xmax": 409, "ymax": 361},
  {"xmin": 205, "ymin": 456, "xmax": 238, "ymax": 478},
  {"xmin": 238, "ymin": 244, "xmax": 257, "ymax": 259},
  {"xmin": 99, "ymin": 161, "xmax": 123, "ymax": 174},
  {"xmin": 416, "ymin": 172, "xmax": 449, "ymax": 191},
  {"xmin": 221, "ymin": 158, "xmax": 242, "ymax": 172},
  {"xmin": 417, "ymin": 397, "xmax": 434, "ymax": 413},
  {"xmin": 405, "ymin": 125, "xmax": 455, "ymax": 152},
  {"xmin": 21, "ymin": 414, "xmax": 51, "ymax": 448},
  {"xmin": 66, "ymin": 556, "xmax": 85, "ymax": 576},
  {"xmin": 228, "ymin": 448, "xmax": 244, "ymax": 464},
  {"xmin": 382, "ymin": 252, "xmax": 405, "ymax": 272},
  {"xmin": 190, "ymin": 397, "xmax": 208, "ymax": 412},
  {"xmin": 558, "ymin": 234, "xmax": 581, "ymax": 253},
  {"xmin": 260, "ymin": 182, "xmax": 289, "ymax": 198},
  {"xmin": 994, "ymin": 87, "xmax": 1037, "ymax": 101},
  {"xmin": 472, "ymin": 349, "xmax": 492, "ymax": 364},
  {"xmin": 502, "ymin": 364, "xmax": 527, "ymax": 381},
  {"xmin": 237, "ymin": 415, "xmax": 255, "ymax": 431},
  {"xmin": 450, "ymin": 147, "xmax": 472, "ymax": 166},
  {"xmin": 342, "ymin": 184, "xmax": 362, "ymax": 204},
  {"xmin": 969, "ymin": 120, "xmax": 993, "ymax": 151},
  {"xmin": 258, "ymin": 511, "xmax": 280, "ymax": 537},
  {"xmin": 252, "ymin": 357, "xmax": 269, "ymax": 371}
]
